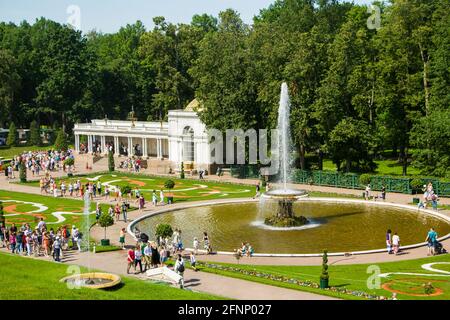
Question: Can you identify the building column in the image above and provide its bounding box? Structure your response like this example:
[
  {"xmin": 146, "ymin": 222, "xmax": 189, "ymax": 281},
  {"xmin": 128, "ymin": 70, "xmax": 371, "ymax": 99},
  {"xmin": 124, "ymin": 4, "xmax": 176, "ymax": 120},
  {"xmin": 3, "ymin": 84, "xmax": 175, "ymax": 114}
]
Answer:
[
  {"xmin": 128, "ymin": 137, "xmax": 134, "ymax": 156},
  {"xmin": 87, "ymin": 135, "xmax": 93, "ymax": 153},
  {"xmin": 114, "ymin": 136, "xmax": 119, "ymax": 155},
  {"xmin": 101, "ymin": 136, "xmax": 106, "ymax": 155},
  {"xmin": 156, "ymin": 138, "xmax": 161, "ymax": 159},
  {"xmin": 142, "ymin": 137, "xmax": 147, "ymax": 158},
  {"xmin": 74, "ymin": 134, "xmax": 80, "ymax": 153}
]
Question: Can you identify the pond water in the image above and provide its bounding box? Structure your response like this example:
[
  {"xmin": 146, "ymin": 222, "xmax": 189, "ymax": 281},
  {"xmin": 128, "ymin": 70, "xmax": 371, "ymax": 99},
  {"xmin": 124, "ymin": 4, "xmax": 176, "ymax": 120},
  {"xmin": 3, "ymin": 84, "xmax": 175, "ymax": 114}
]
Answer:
[{"xmin": 135, "ymin": 202, "xmax": 450, "ymax": 254}]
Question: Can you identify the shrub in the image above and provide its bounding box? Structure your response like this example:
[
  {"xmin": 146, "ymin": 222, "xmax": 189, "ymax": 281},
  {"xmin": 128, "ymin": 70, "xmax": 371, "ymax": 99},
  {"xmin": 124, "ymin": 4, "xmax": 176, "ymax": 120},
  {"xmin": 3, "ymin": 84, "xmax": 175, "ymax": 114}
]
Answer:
[
  {"xmin": 180, "ymin": 162, "xmax": 185, "ymax": 179},
  {"xmin": 6, "ymin": 122, "xmax": 17, "ymax": 146},
  {"xmin": 54, "ymin": 128, "xmax": 68, "ymax": 151},
  {"xmin": 19, "ymin": 161, "xmax": 27, "ymax": 183},
  {"xmin": 410, "ymin": 178, "xmax": 423, "ymax": 194},
  {"xmin": 164, "ymin": 179, "xmax": 175, "ymax": 190},
  {"xmin": 155, "ymin": 223, "xmax": 173, "ymax": 240},
  {"xmin": 359, "ymin": 173, "xmax": 372, "ymax": 186},
  {"xmin": 120, "ymin": 185, "xmax": 132, "ymax": 195},
  {"xmin": 320, "ymin": 250, "xmax": 329, "ymax": 281},
  {"xmin": 108, "ymin": 151, "xmax": 115, "ymax": 172},
  {"xmin": 64, "ymin": 157, "xmax": 74, "ymax": 167},
  {"xmin": 98, "ymin": 212, "xmax": 114, "ymax": 240},
  {"xmin": 0, "ymin": 201, "xmax": 5, "ymax": 225}
]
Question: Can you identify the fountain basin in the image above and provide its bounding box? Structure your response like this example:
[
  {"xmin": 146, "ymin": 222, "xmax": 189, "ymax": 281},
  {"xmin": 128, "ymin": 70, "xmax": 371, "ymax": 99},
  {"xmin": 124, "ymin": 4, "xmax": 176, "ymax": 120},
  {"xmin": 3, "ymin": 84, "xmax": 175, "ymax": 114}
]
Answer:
[
  {"xmin": 262, "ymin": 189, "xmax": 309, "ymax": 200},
  {"xmin": 60, "ymin": 272, "xmax": 121, "ymax": 289}
]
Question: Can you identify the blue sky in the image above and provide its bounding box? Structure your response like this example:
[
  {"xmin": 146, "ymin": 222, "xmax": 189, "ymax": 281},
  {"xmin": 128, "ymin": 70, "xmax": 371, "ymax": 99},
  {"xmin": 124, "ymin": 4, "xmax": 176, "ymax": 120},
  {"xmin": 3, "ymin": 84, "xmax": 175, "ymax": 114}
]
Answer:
[{"xmin": 0, "ymin": 0, "xmax": 374, "ymax": 34}]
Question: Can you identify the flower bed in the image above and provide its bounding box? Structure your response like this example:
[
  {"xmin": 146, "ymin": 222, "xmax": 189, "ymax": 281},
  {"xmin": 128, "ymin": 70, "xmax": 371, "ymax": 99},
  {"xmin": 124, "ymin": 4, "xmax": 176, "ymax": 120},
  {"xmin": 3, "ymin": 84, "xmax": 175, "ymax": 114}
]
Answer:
[{"xmin": 197, "ymin": 262, "xmax": 385, "ymax": 300}]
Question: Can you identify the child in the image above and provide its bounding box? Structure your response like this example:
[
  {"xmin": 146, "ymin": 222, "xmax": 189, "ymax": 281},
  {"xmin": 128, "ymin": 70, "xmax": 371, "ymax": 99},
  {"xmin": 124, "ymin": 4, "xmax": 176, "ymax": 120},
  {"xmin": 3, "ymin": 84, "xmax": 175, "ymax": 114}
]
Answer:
[
  {"xmin": 190, "ymin": 252, "xmax": 197, "ymax": 271},
  {"xmin": 193, "ymin": 237, "xmax": 199, "ymax": 255}
]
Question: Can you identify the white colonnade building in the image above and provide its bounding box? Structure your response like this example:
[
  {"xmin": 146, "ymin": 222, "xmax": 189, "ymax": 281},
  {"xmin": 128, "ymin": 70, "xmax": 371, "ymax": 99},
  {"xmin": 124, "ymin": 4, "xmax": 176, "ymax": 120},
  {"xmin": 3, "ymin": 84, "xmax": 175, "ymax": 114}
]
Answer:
[{"xmin": 73, "ymin": 100, "xmax": 211, "ymax": 171}]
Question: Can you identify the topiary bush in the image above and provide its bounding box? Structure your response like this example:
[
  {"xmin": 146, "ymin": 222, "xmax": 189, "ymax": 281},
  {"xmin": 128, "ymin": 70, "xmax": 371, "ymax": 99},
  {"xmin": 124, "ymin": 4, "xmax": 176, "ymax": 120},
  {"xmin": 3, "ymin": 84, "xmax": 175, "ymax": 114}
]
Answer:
[
  {"xmin": 0, "ymin": 201, "xmax": 5, "ymax": 225},
  {"xmin": 6, "ymin": 122, "xmax": 17, "ymax": 146},
  {"xmin": 164, "ymin": 179, "xmax": 175, "ymax": 190},
  {"xmin": 320, "ymin": 250, "xmax": 329, "ymax": 288},
  {"xmin": 180, "ymin": 162, "xmax": 185, "ymax": 179},
  {"xmin": 108, "ymin": 151, "xmax": 115, "ymax": 172},
  {"xmin": 98, "ymin": 212, "xmax": 115, "ymax": 241},
  {"xmin": 155, "ymin": 223, "xmax": 173, "ymax": 240},
  {"xmin": 120, "ymin": 185, "xmax": 132, "ymax": 195},
  {"xmin": 19, "ymin": 161, "xmax": 27, "ymax": 183},
  {"xmin": 64, "ymin": 157, "xmax": 74, "ymax": 167}
]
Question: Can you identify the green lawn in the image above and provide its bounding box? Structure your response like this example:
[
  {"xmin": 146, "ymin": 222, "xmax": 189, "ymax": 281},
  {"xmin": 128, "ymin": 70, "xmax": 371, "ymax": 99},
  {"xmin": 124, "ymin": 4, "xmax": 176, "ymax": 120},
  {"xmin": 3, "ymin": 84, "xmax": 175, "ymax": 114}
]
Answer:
[
  {"xmin": 196, "ymin": 255, "xmax": 450, "ymax": 300},
  {"xmin": 20, "ymin": 171, "xmax": 359, "ymax": 203},
  {"xmin": 0, "ymin": 253, "xmax": 220, "ymax": 300},
  {"xmin": 22, "ymin": 172, "xmax": 257, "ymax": 203},
  {"xmin": 0, "ymin": 145, "xmax": 69, "ymax": 160},
  {"xmin": 0, "ymin": 189, "xmax": 111, "ymax": 230},
  {"xmin": 323, "ymin": 159, "xmax": 422, "ymax": 176}
]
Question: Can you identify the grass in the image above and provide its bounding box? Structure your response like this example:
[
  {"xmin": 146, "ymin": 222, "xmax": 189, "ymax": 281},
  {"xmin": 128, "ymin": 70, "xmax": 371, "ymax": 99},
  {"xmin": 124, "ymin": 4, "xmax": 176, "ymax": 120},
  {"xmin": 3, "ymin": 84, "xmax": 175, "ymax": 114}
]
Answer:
[
  {"xmin": 196, "ymin": 255, "xmax": 450, "ymax": 300},
  {"xmin": 0, "ymin": 145, "xmax": 58, "ymax": 160},
  {"xmin": 20, "ymin": 171, "xmax": 257, "ymax": 203},
  {"xmin": 20, "ymin": 171, "xmax": 359, "ymax": 203},
  {"xmin": 92, "ymin": 245, "xmax": 123, "ymax": 253},
  {"xmin": 0, "ymin": 253, "xmax": 220, "ymax": 300},
  {"xmin": 323, "ymin": 159, "xmax": 422, "ymax": 176},
  {"xmin": 0, "ymin": 189, "xmax": 112, "ymax": 230}
]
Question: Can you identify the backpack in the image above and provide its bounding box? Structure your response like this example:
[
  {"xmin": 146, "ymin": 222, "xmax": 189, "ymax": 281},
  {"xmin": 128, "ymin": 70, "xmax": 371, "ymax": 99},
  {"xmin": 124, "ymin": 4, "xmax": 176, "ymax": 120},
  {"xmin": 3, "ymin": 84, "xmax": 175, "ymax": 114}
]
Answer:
[{"xmin": 177, "ymin": 262, "xmax": 185, "ymax": 273}]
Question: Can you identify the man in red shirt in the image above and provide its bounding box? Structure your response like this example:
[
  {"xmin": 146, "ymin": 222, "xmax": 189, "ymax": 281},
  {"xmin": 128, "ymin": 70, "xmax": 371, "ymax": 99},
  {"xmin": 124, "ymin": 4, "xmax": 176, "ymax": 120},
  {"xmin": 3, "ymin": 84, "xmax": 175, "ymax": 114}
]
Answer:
[{"xmin": 127, "ymin": 248, "xmax": 135, "ymax": 274}]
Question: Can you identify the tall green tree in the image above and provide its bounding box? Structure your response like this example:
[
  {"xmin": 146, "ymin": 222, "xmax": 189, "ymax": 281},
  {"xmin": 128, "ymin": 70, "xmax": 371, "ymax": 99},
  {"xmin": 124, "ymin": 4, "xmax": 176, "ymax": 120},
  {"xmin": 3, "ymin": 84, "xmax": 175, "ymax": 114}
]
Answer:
[
  {"xmin": 6, "ymin": 122, "xmax": 17, "ymax": 146},
  {"xmin": 0, "ymin": 49, "xmax": 20, "ymax": 127},
  {"xmin": 29, "ymin": 120, "xmax": 41, "ymax": 146}
]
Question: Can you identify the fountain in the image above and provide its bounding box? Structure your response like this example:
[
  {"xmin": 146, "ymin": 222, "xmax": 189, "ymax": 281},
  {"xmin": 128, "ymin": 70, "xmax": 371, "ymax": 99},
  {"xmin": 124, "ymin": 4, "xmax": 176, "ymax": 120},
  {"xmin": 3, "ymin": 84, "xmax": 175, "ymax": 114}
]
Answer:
[
  {"xmin": 60, "ymin": 193, "xmax": 121, "ymax": 289},
  {"xmin": 261, "ymin": 82, "xmax": 310, "ymax": 227}
]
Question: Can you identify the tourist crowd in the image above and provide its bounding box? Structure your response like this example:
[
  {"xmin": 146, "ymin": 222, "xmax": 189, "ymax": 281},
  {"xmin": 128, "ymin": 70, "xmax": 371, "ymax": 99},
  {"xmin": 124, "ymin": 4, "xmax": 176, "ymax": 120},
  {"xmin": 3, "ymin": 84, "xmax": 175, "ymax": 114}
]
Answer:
[
  {"xmin": 5, "ymin": 149, "xmax": 75, "ymax": 179},
  {"xmin": 0, "ymin": 218, "xmax": 83, "ymax": 262}
]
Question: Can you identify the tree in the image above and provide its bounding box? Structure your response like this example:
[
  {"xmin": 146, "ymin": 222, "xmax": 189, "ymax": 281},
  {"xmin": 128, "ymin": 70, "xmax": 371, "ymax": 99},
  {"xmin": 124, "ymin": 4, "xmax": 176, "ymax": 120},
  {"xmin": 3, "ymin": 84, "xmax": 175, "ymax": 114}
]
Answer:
[
  {"xmin": 155, "ymin": 223, "xmax": 173, "ymax": 240},
  {"xmin": 0, "ymin": 50, "xmax": 20, "ymax": 128},
  {"xmin": 180, "ymin": 162, "xmax": 185, "ymax": 179},
  {"xmin": 327, "ymin": 118, "xmax": 375, "ymax": 172},
  {"xmin": 320, "ymin": 250, "xmax": 329, "ymax": 288},
  {"xmin": 410, "ymin": 109, "xmax": 450, "ymax": 177},
  {"xmin": 164, "ymin": 179, "xmax": 175, "ymax": 190},
  {"xmin": 98, "ymin": 212, "xmax": 114, "ymax": 241},
  {"xmin": 108, "ymin": 151, "xmax": 115, "ymax": 172},
  {"xmin": 19, "ymin": 160, "xmax": 26, "ymax": 182},
  {"xmin": 29, "ymin": 120, "xmax": 41, "ymax": 146},
  {"xmin": 6, "ymin": 122, "xmax": 17, "ymax": 146},
  {"xmin": 53, "ymin": 128, "xmax": 68, "ymax": 151},
  {"xmin": 0, "ymin": 201, "xmax": 5, "ymax": 225}
]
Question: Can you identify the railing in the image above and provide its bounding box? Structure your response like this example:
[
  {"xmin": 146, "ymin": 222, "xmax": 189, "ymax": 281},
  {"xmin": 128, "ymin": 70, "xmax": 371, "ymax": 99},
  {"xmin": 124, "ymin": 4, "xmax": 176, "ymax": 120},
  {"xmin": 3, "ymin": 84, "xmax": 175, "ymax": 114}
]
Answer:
[{"xmin": 228, "ymin": 165, "xmax": 450, "ymax": 197}]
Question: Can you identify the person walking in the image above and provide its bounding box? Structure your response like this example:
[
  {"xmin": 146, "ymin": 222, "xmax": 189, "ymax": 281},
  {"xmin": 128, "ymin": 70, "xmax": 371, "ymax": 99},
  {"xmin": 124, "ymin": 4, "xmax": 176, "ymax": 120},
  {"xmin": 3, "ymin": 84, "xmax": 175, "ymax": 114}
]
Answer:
[
  {"xmin": 119, "ymin": 228, "xmax": 126, "ymax": 249},
  {"xmin": 114, "ymin": 203, "xmax": 121, "ymax": 222},
  {"xmin": 127, "ymin": 247, "xmax": 135, "ymax": 274},
  {"xmin": 254, "ymin": 183, "xmax": 260, "ymax": 199},
  {"xmin": 121, "ymin": 201, "xmax": 128, "ymax": 222},
  {"xmin": 152, "ymin": 190, "xmax": 158, "ymax": 207},
  {"xmin": 392, "ymin": 232, "xmax": 400, "ymax": 255},
  {"xmin": 159, "ymin": 189, "xmax": 164, "ymax": 205},
  {"xmin": 386, "ymin": 229, "xmax": 392, "ymax": 254},
  {"xmin": 190, "ymin": 252, "xmax": 197, "ymax": 271},
  {"xmin": 53, "ymin": 236, "xmax": 62, "ymax": 262},
  {"xmin": 381, "ymin": 186, "xmax": 386, "ymax": 201},
  {"xmin": 174, "ymin": 254, "xmax": 185, "ymax": 289},
  {"xmin": 134, "ymin": 245, "xmax": 143, "ymax": 273},
  {"xmin": 426, "ymin": 228, "xmax": 438, "ymax": 256}
]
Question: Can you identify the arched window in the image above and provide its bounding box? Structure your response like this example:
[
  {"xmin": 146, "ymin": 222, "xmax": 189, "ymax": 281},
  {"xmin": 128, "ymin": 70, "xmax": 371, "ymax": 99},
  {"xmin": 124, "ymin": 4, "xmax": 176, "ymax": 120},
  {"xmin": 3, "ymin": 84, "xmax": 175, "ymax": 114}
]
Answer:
[{"xmin": 182, "ymin": 126, "xmax": 195, "ymax": 162}]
